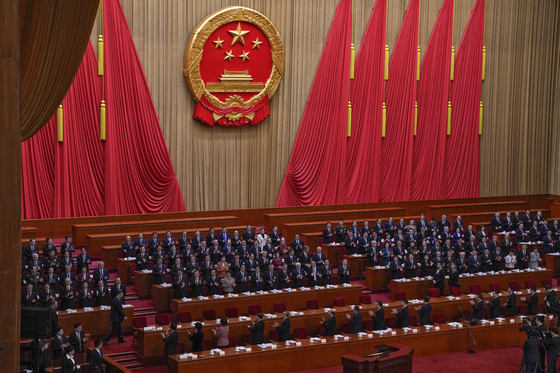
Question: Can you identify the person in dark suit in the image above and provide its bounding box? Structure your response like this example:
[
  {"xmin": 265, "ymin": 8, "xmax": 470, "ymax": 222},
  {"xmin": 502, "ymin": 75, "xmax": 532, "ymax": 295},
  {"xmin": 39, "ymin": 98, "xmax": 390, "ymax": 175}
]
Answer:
[
  {"xmin": 188, "ymin": 322, "xmax": 204, "ymax": 351},
  {"xmin": 404, "ymin": 253, "xmax": 418, "ymax": 279},
  {"xmin": 416, "ymin": 296, "xmax": 432, "ymax": 325},
  {"xmin": 274, "ymin": 311, "xmax": 291, "ymax": 341},
  {"xmin": 432, "ymin": 262, "xmax": 445, "ymax": 296},
  {"xmin": 152, "ymin": 258, "xmax": 168, "ymax": 285},
  {"xmin": 321, "ymin": 310, "xmax": 337, "ymax": 336},
  {"xmin": 50, "ymin": 300, "xmax": 59, "ymax": 337},
  {"xmin": 61, "ymin": 346, "xmax": 77, "ymax": 373},
  {"xmin": 517, "ymin": 245, "xmax": 530, "ymax": 269},
  {"xmin": 205, "ymin": 268, "xmax": 220, "ymax": 296},
  {"xmin": 121, "ymin": 236, "xmax": 135, "ymax": 258},
  {"xmin": 322, "ymin": 222, "xmax": 334, "ymax": 244},
  {"xmin": 485, "ymin": 290, "xmax": 501, "ymax": 319},
  {"xmin": 523, "ymin": 332, "xmax": 541, "ymax": 373},
  {"xmin": 307, "ymin": 261, "xmax": 321, "ymax": 287},
  {"xmin": 346, "ymin": 306, "xmax": 362, "ymax": 333},
  {"xmin": 251, "ymin": 267, "xmax": 264, "ymax": 291},
  {"xmin": 337, "ymin": 259, "xmax": 351, "ymax": 284},
  {"xmin": 336, "ymin": 220, "xmax": 348, "ymax": 243},
  {"xmin": 545, "ymin": 285, "xmax": 557, "ymax": 309},
  {"xmin": 529, "ymin": 221, "xmax": 541, "ymax": 242},
  {"xmin": 235, "ymin": 265, "xmax": 249, "ymax": 293},
  {"xmin": 60, "ymin": 278, "xmax": 75, "ymax": 309},
  {"xmin": 93, "ymin": 262, "xmax": 110, "ymax": 284},
  {"xmin": 448, "ymin": 265, "xmax": 460, "ymax": 290},
  {"xmin": 503, "ymin": 286, "xmax": 517, "ymax": 317},
  {"xmin": 521, "ymin": 287, "xmax": 539, "ymax": 315},
  {"xmin": 134, "ymin": 233, "xmax": 148, "ymax": 252},
  {"xmin": 69, "ymin": 323, "xmax": 87, "ymax": 354},
  {"xmin": 90, "ymin": 340, "xmax": 104, "ymax": 373},
  {"xmin": 278, "ymin": 263, "xmax": 291, "ymax": 289},
  {"xmin": 135, "ymin": 246, "xmax": 150, "ymax": 271},
  {"xmin": 190, "ymin": 270, "xmax": 204, "ymax": 297},
  {"xmin": 111, "ymin": 277, "xmax": 127, "ymax": 304},
  {"xmin": 470, "ymin": 294, "xmax": 484, "ymax": 320},
  {"xmin": 162, "ymin": 323, "xmax": 179, "ymax": 368},
  {"xmin": 21, "ymin": 283, "xmax": 39, "ymax": 307},
  {"xmin": 368, "ymin": 301, "xmax": 386, "ymax": 330},
  {"xmin": 490, "ymin": 212, "xmax": 503, "ymax": 232},
  {"xmin": 172, "ymin": 269, "xmax": 189, "ymax": 299},
  {"xmin": 545, "ymin": 328, "xmax": 560, "ymax": 373},
  {"xmin": 52, "ymin": 326, "xmax": 70, "ymax": 360},
  {"xmin": 344, "ymin": 231, "xmax": 358, "ymax": 255},
  {"xmin": 95, "ymin": 280, "xmax": 110, "ymax": 306},
  {"xmin": 61, "ymin": 236, "xmax": 76, "ymax": 258},
  {"xmin": 102, "ymin": 290, "xmax": 127, "ymax": 345},
  {"xmin": 393, "ymin": 299, "xmax": 409, "ymax": 328},
  {"xmin": 78, "ymin": 282, "xmax": 93, "ymax": 308},
  {"xmin": 291, "ymin": 263, "xmax": 305, "ymax": 288},
  {"xmin": 248, "ymin": 313, "xmax": 265, "ymax": 344},
  {"xmin": 320, "ymin": 259, "xmax": 333, "ymax": 285}
]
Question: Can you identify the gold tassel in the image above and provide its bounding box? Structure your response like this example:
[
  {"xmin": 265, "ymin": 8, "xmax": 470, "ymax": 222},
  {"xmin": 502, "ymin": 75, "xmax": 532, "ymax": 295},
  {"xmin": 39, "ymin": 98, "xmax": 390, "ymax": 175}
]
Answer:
[
  {"xmin": 382, "ymin": 102, "xmax": 387, "ymax": 137},
  {"xmin": 350, "ymin": 44, "xmax": 355, "ymax": 79},
  {"xmin": 98, "ymin": 36, "xmax": 104, "ymax": 76},
  {"xmin": 479, "ymin": 101, "xmax": 483, "ymax": 135},
  {"xmin": 100, "ymin": 100, "xmax": 106, "ymax": 140},
  {"xmin": 482, "ymin": 46, "xmax": 486, "ymax": 81},
  {"xmin": 450, "ymin": 46, "xmax": 455, "ymax": 81},
  {"xmin": 347, "ymin": 102, "xmax": 352, "ymax": 137},
  {"xmin": 417, "ymin": 46, "xmax": 421, "ymax": 81},
  {"xmin": 447, "ymin": 101, "xmax": 452, "ymax": 135},
  {"xmin": 57, "ymin": 104, "xmax": 63, "ymax": 142},
  {"xmin": 384, "ymin": 45, "xmax": 389, "ymax": 80},
  {"xmin": 414, "ymin": 102, "xmax": 418, "ymax": 136}
]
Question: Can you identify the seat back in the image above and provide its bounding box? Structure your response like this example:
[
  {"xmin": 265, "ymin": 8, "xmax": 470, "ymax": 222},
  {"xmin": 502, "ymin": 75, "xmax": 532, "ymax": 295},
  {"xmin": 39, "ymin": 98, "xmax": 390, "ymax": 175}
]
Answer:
[
  {"xmin": 394, "ymin": 291, "xmax": 406, "ymax": 301},
  {"xmin": 333, "ymin": 296, "xmax": 346, "ymax": 307},
  {"xmin": 469, "ymin": 284, "xmax": 481, "ymax": 295},
  {"xmin": 202, "ymin": 309, "xmax": 217, "ymax": 320},
  {"xmin": 541, "ymin": 279, "xmax": 553, "ymax": 288},
  {"xmin": 244, "ymin": 333, "xmax": 253, "ymax": 345},
  {"xmin": 449, "ymin": 286, "xmax": 462, "ymax": 296},
  {"xmin": 224, "ymin": 307, "xmax": 239, "ymax": 318},
  {"xmin": 248, "ymin": 304, "xmax": 262, "ymax": 316},
  {"xmin": 306, "ymin": 299, "xmax": 319, "ymax": 310},
  {"xmin": 293, "ymin": 327, "xmax": 307, "ymax": 339},
  {"xmin": 408, "ymin": 315, "xmax": 417, "ymax": 326},
  {"xmin": 202, "ymin": 339, "xmax": 213, "ymax": 351},
  {"xmin": 177, "ymin": 342, "xmax": 185, "ymax": 354},
  {"xmin": 273, "ymin": 302, "xmax": 287, "ymax": 313},
  {"xmin": 177, "ymin": 312, "xmax": 192, "ymax": 323},
  {"xmin": 461, "ymin": 310, "xmax": 471, "ymax": 319},
  {"xmin": 432, "ymin": 312, "xmax": 446, "ymax": 324},
  {"xmin": 428, "ymin": 288, "xmax": 441, "ymax": 298},
  {"xmin": 508, "ymin": 281, "xmax": 520, "ymax": 291},
  {"xmin": 385, "ymin": 317, "xmax": 397, "ymax": 328},
  {"xmin": 133, "ymin": 316, "xmax": 148, "ymax": 328},
  {"xmin": 525, "ymin": 279, "xmax": 536, "ymax": 289},
  {"xmin": 337, "ymin": 248, "xmax": 346, "ymax": 263},
  {"xmin": 363, "ymin": 319, "xmax": 374, "ymax": 331},
  {"xmin": 155, "ymin": 313, "xmax": 170, "ymax": 326},
  {"xmin": 317, "ymin": 325, "xmax": 326, "ymax": 336},
  {"xmin": 359, "ymin": 294, "xmax": 372, "ymax": 304},
  {"xmin": 538, "ymin": 303, "xmax": 547, "ymax": 314},
  {"xmin": 340, "ymin": 322, "xmax": 350, "ymax": 334},
  {"xmin": 268, "ymin": 329, "xmax": 279, "ymax": 342},
  {"xmin": 517, "ymin": 304, "xmax": 529, "ymax": 316},
  {"xmin": 489, "ymin": 282, "xmax": 501, "ymax": 292},
  {"xmin": 482, "ymin": 308, "xmax": 489, "ymax": 319},
  {"xmin": 228, "ymin": 336, "xmax": 236, "ymax": 347}
]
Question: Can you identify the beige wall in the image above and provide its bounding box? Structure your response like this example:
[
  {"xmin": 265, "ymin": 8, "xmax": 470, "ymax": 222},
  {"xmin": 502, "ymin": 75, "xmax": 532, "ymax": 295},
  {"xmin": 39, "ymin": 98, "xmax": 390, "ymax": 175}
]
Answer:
[{"xmin": 90, "ymin": 0, "xmax": 560, "ymax": 210}]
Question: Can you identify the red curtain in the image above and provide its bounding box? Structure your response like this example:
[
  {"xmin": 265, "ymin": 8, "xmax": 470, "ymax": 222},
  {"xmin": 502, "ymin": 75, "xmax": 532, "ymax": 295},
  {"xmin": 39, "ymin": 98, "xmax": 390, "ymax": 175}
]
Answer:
[
  {"xmin": 379, "ymin": 0, "xmax": 420, "ymax": 202},
  {"xmin": 344, "ymin": 0, "xmax": 387, "ymax": 204},
  {"xmin": 102, "ymin": 0, "xmax": 185, "ymax": 214},
  {"xmin": 276, "ymin": 0, "xmax": 352, "ymax": 207},
  {"xmin": 411, "ymin": 0, "xmax": 454, "ymax": 200},
  {"xmin": 446, "ymin": 0, "xmax": 485, "ymax": 198},
  {"xmin": 22, "ymin": 43, "xmax": 104, "ymax": 219}
]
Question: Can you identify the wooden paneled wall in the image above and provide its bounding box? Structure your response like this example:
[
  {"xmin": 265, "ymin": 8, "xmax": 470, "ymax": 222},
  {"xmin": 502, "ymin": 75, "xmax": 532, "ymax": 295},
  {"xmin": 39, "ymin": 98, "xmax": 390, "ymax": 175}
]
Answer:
[{"xmin": 89, "ymin": 0, "xmax": 560, "ymax": 211}]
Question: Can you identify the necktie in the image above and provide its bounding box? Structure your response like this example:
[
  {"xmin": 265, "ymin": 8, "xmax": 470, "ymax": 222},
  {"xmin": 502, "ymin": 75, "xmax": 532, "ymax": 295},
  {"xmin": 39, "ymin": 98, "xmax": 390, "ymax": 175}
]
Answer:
[{"xmin": 28, "ymin": 292, "xmax": 31, "ymax": 299}]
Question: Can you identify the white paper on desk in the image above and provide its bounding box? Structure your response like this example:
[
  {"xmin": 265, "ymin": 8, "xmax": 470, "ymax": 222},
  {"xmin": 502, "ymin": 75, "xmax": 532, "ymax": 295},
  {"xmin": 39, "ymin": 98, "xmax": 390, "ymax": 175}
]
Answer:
[
  {"xmin": 496, "ymin": 317, "xmax": 506, "ymax": 322},
  {"xmin": 238, "ymin": 316, "xmax": 251, "ymax": 321},
  {"xmin": 264, "ymin": 313, "xmax": 275, "ymax": 318},
  {"xmin": 242, "ymin": 292, "xmax": 251, "ymax": 296},
  {"xmin": 479, "ymin": 319, "xmax": 490, "ymax": 324},
  {"xmin": 372, "ymin": 328, "xmax": 392, "ymax": 334},
  {"xmin": 424, "ymin": 325, "xmax": 434, "ymax": 329},
  {"xmin": 447, "ymin": 322, "xmax": 462, "ymax": 327},
  {"xmin": 402, "ymin": 327, "xmax": 412, "ymax": 332}
]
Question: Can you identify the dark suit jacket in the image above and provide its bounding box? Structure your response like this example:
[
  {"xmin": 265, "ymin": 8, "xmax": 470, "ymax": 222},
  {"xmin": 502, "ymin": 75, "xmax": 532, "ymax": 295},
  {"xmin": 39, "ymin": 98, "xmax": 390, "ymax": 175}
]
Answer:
[
  {"xmin": 396, "ymin": 306, "xmax": 409, "ymax": 328},
  {"xmin": 110, "ymin": 297, "xmax": 125, "ymax": 323},
  {"xmin": 372, "ymin": 308, "xmax": 385, "ymax": 330},
  {"xmin": 523, "ymin": 337, "xmax": 541, "ymax": 363},
  {"xmin": 52, "ymin": 335, "xmax": 67, "ymax": 360},
  {"xmin": 418, "ymin": 303, "xmax": 432, "ymax": 325},
  {"xmin": 90, "ymin": 348, "xmax": 103, "ymax": 373},
  {"xmin": 69, "ymin": 330, "xmax": 86, "ymax": 353},
  {"xmin": 348, "ymin": 312, "xmax": 362, "ymax": 333},
  {"xmin": 50, "ymin": 307, "xmax": 59, "ymax": 337},
  {"xmin": 189, "ymin": 330, "xmax": 204, "ymax": 351},
  {"xmin": 110, "ymin": 283, "xmax": 127, "ymax": 303},
  {"xmin": 526, "ymin": 293, "xmax": 538, "ymax": 315},
  {"xmin": 276, "ymin": 318, "xmax": 291, "ymax": 341},
  {"xmin": 163, "ymin": 330, "xmax": 179, "ymax": 355},
  {"xmin": 322, "ymin": 316, "xmax": 336, "ymax": 336},
  {"xmin": 505, "ymin": 292, "xmax": 517, "ymax": 316},
  {"xmin": 472, "ymin": 301, "xmax": 483, "ymax": 320},
  {"xmin": 488, "ymin": 297, "xmax": 500, "ymax": 318},
  {"xmin": 322, "ymin": 228, "xmax": 334, "ymax": 244},
  {"xmin": 249, "ymin": 320, "xmax": 265, "ymax": 344},
  {"xmin": 545, "ymin": 336, "xmax": 560, "ymax": 361},
  {"xmin": 62, "ymin": 355, "xmax": 77, "ymax": 373}
]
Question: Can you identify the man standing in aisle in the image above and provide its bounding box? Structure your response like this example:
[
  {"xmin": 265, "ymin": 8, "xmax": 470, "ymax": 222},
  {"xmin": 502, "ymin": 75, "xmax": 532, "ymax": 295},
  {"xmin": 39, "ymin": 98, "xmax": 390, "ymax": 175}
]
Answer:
[{"xmin": 102, "ymin": 290, "xmax": 127, "ymax": 345}]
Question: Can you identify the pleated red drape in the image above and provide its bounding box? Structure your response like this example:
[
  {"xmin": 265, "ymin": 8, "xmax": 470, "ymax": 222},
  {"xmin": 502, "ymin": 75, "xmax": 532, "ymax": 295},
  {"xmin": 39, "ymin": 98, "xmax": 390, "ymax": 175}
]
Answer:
[
  {"xmin": 379, "ymin": 0, "xmax": 419, "ymax": 202},
  {"xmin": 344, "ymin": 0, "xmax": 386, "ymax": 204},
  {"xmin": 276, "ymin": 0, "xmax": 352, "ymax": 207},
  {"xmin": 446, "ymin": 0, "xmax": 485, "ymax": 198},
  {"xmin": 411, "ymin": 0, "xmax": 454, "ymax": 200},
  {"xmin": 103, "ymin": 0, "xmax": 185, "ymax": 214},
  {"xmin": 22, "ymin": 43, "xmax": 104, "ymax": 219}
]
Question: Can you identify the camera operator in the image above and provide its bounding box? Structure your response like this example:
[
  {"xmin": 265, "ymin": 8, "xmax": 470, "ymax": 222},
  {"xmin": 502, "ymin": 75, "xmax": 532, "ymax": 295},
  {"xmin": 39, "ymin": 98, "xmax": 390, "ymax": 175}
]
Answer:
[
  {"xmin": 523, "ymin": 329, "xmax": 541, "ymax": 373},
  {"xmin": 536, "ymin": 316, "xmax": 548, "ymax": 333},
  {"xmin": 545, "ymin": 328, "xmax": 560, "ymax": 373}
]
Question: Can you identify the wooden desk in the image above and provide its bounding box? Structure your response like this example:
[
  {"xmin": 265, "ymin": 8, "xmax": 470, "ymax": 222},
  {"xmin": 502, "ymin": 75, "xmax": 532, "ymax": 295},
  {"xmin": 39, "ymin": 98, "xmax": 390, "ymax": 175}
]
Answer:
[
  {"xmin": 320, "ymin": 243, "xmax": 344, "ymax": 264},
  {"xmin": 134, "ymin": 270, "xmax": 155, "ymax": 299},
  {"xmin": 344, "ymin": 254, "xmax": 366, "ymax": 276},
  {"xmin": 168, "ymin": 317, "xmax": 530, "ymax": 373},
  {"xmin": 365, "ymin": 266, "xmax": 389, "ymax": 290},
  {"xmin": 152, "ymin": 284, "xmax": 173, "ymax": 311},
  {"xmin": 390, "ymin": 269, "xmax": 553, "ymax": 300},
  {"xmin": 341, "ymin": 343, "xmax": 413, "ymax": 373},
  {"xmin": 546, "ymin": 253, "xmax": 560, "ymax": 275},
  {"xmin": 171, "ymin": 284, "xmax": 363, "ymax": 322},
  {"xmin": 57, "ymin": 305, "xmax": 134, "ymax": 337},
  {"xmin": 101, "ymin": 245, "xmax": 121, "ymax": 269},
  {"xmin": 118, "ymin": 258, "xmax": 136, "ymax": 284}
]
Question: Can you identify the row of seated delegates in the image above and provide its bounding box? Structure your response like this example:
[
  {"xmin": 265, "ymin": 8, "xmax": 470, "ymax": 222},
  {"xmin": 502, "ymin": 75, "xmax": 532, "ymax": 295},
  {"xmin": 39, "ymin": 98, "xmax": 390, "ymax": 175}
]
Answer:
[
  {"xmin": 167, "ymin": 258, "xmax": 349, "ymax": 298},
  {"xmin": 22, "ymin": 276, "xmax": 127, "ymax": 310},
  {"xmin": 51, "ymin": 325, "xmax": 104, "ymax": 373},
  {"xmin": 21, "ymin": 235, "xmax": 77, "ymax": 264},
  {"xmin": 22, "ymin": 244, "xmax": 93, "ymax": 276}
]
